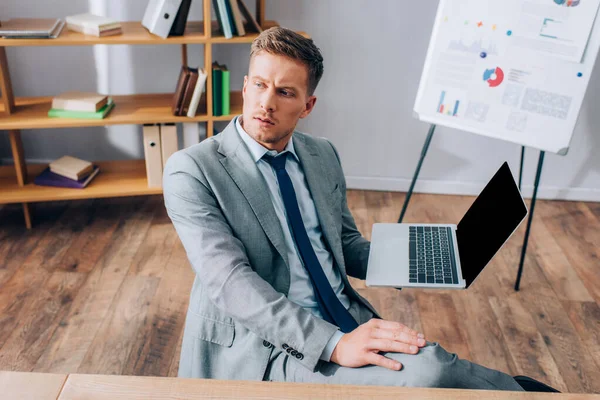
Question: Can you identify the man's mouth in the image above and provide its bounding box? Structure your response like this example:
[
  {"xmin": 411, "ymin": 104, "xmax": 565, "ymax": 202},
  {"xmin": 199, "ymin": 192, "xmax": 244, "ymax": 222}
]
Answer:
[{"xmin": 255, "ymin": 116, "xmax": 275, "ymax": 125}]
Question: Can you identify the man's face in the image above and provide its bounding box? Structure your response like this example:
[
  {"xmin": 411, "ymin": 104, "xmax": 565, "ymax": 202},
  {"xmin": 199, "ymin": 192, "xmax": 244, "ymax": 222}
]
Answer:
[{"xmin": 241, "ymin": 51, "xmax": 316, "ymax": 152}]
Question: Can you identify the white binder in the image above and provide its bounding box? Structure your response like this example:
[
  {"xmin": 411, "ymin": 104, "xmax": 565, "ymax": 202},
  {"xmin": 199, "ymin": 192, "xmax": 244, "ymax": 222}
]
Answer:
[
  {"xmin": 142, "ymin": 0, "xmax": 183, "ymax": 39},
  {"xmin": 142, "ymin": 124, "xmax": 163, "ymax": 187},
  {"xmin": 160, "ymin": 123, "xmax": 179, "ymax": 169}
]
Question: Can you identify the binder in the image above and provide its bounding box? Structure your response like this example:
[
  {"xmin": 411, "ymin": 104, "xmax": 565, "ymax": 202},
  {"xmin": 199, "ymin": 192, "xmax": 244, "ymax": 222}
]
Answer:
[
  {"xmin": 142, "ymin": 124, "xmax": 163, "ymax": 187},
  {"xmin": 160, "ymin": 123, "xmax": 178, "ymax": 169},
  {"xmin": 169, "ymin": 0, "xmax": 192, "ymax": 36},
  {"xmin": 142, "ymin": 0, "xmax": 183, "ymax": 39}
]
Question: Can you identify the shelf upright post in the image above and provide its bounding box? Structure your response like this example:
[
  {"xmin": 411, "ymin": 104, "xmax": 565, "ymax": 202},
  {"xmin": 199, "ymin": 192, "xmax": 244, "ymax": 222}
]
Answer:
[
  {"xmin": 181, "ymin": 44, "xmax": 188, "ymax": 67},
  {"xmin": 204, "ymin": 0, "xmax": 214, "ymax": 137},
  {"xmin": 1, "ymin": 46, "xmax": 32, "ymax": 229}
]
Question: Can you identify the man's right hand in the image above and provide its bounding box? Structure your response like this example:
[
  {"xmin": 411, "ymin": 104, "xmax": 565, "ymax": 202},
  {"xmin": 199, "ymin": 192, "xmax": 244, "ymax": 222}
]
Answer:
[{"xmin": 330, "ymin": 319, "xmax": 426, "ymax": 371}]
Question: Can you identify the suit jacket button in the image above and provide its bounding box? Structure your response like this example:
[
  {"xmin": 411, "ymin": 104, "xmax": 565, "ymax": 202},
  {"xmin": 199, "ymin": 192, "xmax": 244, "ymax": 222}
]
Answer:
[
  {"xmin": 263, "ymin": 340, "xmax": 271, "ymax": 348},
  {"xmin": 296, "ymin": 353, "xmax": 304, "ymax": 360},
  {"xmin": 291, "ymin": 350, "xmax": 297, "ymax": 356},
  {"xmin": 282, "ymin": 343, "xmax": 289, "ymax": 350}
]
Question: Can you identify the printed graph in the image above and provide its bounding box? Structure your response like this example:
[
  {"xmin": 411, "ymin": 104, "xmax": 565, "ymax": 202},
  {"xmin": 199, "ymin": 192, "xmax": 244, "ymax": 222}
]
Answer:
[
  {"xmin": 437, "ymin": 91, "xmax": 461, "ymax": 116},
  {"xmin": 448, "ymin": 38, "xmax": 499, "ymax": 55}
]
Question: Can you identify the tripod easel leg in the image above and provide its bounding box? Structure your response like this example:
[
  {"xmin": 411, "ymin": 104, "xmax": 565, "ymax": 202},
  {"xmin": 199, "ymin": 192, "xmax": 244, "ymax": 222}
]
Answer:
[
  {"xmin": 514, "ymin": 150, "xmax": 545, "ymax": 291},
  {"xmin": 398, "ymin": 124, "xmax": 436, "ymax": 223},
  {"xmin": 518, "ymin": 146, "xmax": 525, "ymax": 191}
]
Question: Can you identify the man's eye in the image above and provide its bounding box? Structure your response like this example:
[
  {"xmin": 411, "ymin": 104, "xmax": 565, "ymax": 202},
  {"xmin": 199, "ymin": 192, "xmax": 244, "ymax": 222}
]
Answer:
[
  {"xmin": 280, "ymin": 90, "xmax": 293, "ymax": 96},
  {"xmin": 255, "ymin": 82, "xmax": 264, "ymax": 88}
]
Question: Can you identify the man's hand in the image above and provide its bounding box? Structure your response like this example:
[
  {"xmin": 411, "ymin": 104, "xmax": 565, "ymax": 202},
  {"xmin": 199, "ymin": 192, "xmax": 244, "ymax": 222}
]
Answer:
[{"xmin": 330, "ymin": 319, "xmax": 426, "ymax": 371}]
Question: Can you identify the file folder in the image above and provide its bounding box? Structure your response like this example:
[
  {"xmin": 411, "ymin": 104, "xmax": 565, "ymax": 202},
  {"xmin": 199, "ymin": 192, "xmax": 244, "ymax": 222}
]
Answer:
[
  {"xmin": 143, "ymin": 124, "xmax": 163, "ymax": 187},
  {"xmin": 160, "ymin": 123, "xmax": 178, "ymax": 169},
  {"xmin": 142, "ymin": 0, "xmax": 183, "ymax": 39}
]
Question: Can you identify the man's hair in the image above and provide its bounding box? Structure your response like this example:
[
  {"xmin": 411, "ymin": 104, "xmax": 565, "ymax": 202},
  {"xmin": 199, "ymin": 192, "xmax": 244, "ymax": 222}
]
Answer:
[{"xmin": 250, "ymin": 26, "xmax": 324, "ymax": 96}]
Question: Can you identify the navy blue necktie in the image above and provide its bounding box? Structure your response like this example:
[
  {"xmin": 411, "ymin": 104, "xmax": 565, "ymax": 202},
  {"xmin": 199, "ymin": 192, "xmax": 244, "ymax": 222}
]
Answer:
[{"xmin": 263, "ymin": 153, "xmax": 358, "ymax": 333}]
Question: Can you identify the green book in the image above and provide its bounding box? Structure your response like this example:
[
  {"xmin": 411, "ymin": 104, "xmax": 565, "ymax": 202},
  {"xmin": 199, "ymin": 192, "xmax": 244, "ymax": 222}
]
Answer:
[
  {"xmin": 48, "ymin": 98, "xmax": 114, "ymax": 119},
  {"xmin": 212, "ymin": 66, "xmax": 222, "ymax": 116},
  {"xmin": 221, "ymin": 66, "xmax": 230, "ymax": 116}
]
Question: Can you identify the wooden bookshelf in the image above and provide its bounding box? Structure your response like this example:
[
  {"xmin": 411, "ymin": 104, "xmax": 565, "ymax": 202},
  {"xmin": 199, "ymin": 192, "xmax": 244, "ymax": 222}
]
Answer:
[
  {"xmin": 0, "ymin": 160, "xmax": 162, "ymax": 203},
  {"xmin": 0, "ymin": 0, "xmax": 307, "ymax": 228},
  {"xmin": 0, "ymin": 93, "xmax": 209, "ymax": 130}
]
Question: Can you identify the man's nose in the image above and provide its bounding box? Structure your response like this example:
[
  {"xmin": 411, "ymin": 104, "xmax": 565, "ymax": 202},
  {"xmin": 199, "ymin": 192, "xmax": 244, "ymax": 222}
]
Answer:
[{"xmin": 260, "ymin": 90, "xmax": 276, "ymax": 112}]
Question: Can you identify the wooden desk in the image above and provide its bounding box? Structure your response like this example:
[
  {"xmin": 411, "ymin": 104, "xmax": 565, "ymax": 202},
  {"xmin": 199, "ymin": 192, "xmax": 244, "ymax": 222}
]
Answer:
[
  {"xmin": 2, "ymin": 371, "xmax": 599, "ymax": 399},
  {"xmin": 0, "ymin": 371, "xmax": 67, "ymax": 400}
]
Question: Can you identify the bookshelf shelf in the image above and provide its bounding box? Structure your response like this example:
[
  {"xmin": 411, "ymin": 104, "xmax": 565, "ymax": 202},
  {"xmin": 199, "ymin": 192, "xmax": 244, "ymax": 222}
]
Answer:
[
  {"xmin": 0, "ymin": 0, "xmax": 307, "ymax": 228},
  {"xmin": 0, "ymin": 93, "xmax": 208, "ymax": 130},
  {"xmin": 0, "ymin": 160, "xmax": 162, "ymax": 203},
  {"xmin": 0, "ymin": 20, "xmax": 301, "ymax": 47},
  {"xmin": 0, "ymin": 21, "xmax": 208, "ymax": 47}
]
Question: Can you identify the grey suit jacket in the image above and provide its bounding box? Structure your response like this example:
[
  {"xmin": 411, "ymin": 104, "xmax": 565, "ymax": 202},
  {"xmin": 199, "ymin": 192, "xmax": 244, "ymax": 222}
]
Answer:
[{"xmin": 163, "ymin": 119, "xmax": 380, "ymax": 381}]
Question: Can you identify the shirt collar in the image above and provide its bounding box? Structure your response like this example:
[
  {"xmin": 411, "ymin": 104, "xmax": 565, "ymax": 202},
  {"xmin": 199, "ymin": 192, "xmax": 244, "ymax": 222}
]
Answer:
[{"xmin": 235, "ymin": 116, "xmax": 299, "ymax": 163}]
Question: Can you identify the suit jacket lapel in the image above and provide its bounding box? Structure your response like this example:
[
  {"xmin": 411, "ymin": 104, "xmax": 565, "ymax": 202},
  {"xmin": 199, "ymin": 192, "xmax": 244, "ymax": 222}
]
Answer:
[
  {"xmin": 293, "ymin": 134, "xmax": 346, "ymax": 275},
  {"xmin": 218, "ymin": 121, "xmax": 289, "ymax": 269}
]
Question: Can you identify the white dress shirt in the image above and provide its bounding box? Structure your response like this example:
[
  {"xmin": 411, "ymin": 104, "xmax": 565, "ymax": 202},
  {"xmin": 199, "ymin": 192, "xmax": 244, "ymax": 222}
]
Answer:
[{"xmin": 235, "ymin": 117, "xmax": 346, "ymax": 361}]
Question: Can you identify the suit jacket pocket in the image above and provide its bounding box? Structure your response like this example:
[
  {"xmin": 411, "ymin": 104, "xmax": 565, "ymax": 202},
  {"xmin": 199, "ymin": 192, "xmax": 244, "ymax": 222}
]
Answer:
[{"xmin": 191, "ymin": 312, "xmax": 235, "ymax": 347}]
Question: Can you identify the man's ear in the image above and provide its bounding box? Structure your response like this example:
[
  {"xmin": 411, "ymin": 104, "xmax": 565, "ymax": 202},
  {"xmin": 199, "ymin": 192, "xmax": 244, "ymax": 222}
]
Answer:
[
  {"xmin": 242, "ymin": 75, "xmax": 248, "ymax": 96},
  {"xmin": 300, "ymin": 96, "xmax": 317, "ymax": 119}
]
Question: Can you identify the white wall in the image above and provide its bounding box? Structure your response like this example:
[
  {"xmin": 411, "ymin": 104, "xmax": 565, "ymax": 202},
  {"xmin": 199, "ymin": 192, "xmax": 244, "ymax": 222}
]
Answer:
[{"xmin": 2, "ymin": 0, "xmax": 600, "ymax": 201}]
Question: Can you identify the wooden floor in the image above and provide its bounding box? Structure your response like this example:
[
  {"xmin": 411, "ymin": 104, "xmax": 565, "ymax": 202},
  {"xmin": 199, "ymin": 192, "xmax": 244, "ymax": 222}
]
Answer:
[{"xmin": 0, "ymin": 191, "xmax": 598, "ymax": 393}]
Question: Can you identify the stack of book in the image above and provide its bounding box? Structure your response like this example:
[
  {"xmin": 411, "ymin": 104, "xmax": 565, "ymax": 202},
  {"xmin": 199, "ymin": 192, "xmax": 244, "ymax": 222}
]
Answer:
[
  {"xmin": 48, "ymin": 92, "xmax": 115, "ymax": 119},
  {"xmin": 172, "ymin": 66, "xmax": 208, "ymax": 117},
  {"xmin": 212, "ymin": 62, "xmax": 230, "ymax": 117},
  {"xmin": 212, "ymin": 0, "xmax": 262, "ymax": 39},
  {"xmin": 34, "ymin": 156, "xmax": 100, "ymax": 189},
  {"xmin": 65, "ymin": 13, "xmax": 122, "ymax": 37}
]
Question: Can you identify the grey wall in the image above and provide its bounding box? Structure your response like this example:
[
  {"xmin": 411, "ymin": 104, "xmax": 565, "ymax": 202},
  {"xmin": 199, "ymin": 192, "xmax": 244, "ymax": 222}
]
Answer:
[{"xmin": 2, "ymin": 0, "xmax": 600, "ymax": 201}]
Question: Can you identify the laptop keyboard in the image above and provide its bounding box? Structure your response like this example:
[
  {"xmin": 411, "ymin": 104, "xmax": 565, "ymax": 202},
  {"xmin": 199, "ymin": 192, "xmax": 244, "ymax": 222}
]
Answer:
[{"xmin": 409, "ymin": 226, "xmax": 459, "ymax": 284}]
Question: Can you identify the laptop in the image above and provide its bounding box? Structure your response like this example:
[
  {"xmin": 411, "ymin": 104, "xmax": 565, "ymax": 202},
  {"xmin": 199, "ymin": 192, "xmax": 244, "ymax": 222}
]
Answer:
[{"xmin": 366, "ymin": 162, "xmax": 528, "ymax": 289}]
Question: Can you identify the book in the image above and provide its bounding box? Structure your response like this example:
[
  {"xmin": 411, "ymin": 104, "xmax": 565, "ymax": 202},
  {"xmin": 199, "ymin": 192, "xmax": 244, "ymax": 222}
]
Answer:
[
  {"xmin": 213, "ymin": 0, "xmax": 233, "ymax": 39},
  {"xmin": 212, "ymin": 63, "xmax": 223, "ymax": 116},
  {"xmin": 51, "ymin": 92, "xmax": 108, "ymax": 112},
  {"xmin": 50, "ymin": 155, "xmax": 93, "ymax": 181},
  {"xmin": 67, "ymin": 23, "xmax": 122, "ymax": 37},
  {"xmin": 66, "ymin": 13, "xmax": 121, "ymax": 37},
  {"xmin": 172, "ymin": 66, "xmax": 191, "ymax": 115},
  {"xmin": 180, "ymin": 67, "xmax": 199, "ymax": 116},
  {"xmin": 0, "ymin": 18, "xmax": 64, "ymax": 38},
  {"xmin": 237, "ymin": 0, "xmax": 262, "ymax": 33},
  {"xmin": 223, "ymin": 0, "xmax": 238, "ymax": 36},
  {"xmin": 221, "ymin": 65, "xmax": 230, "ymax": 116},
  {"xmin": 229, "ymin": 0, "xmax": 246, "ymax": 36},
  {"xmin": 48, "ymin": 99, "xmax": 114, "ymax": 119},
  {"xmin": 187, "ymin": 68, "xmax": 208, "ymax": 117},
  {"xmin": 34, "ymin": 166, "xmax": 100, "ymax": 189}
]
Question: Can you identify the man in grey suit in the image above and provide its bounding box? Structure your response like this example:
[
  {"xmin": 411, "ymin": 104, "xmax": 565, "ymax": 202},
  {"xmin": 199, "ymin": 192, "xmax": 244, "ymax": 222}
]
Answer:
[{"xmin": 163, "ymin": 27, "xmax": 554, "ymax": 392}]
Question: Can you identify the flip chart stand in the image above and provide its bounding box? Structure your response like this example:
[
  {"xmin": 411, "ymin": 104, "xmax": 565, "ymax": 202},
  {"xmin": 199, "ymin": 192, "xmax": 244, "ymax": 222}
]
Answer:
[{"xmin": 397, "ymin": 125, "xmax": 544, "ymax": 291}]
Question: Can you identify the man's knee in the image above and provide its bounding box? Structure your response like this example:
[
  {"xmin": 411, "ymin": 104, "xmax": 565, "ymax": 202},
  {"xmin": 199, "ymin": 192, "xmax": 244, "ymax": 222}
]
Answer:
[{"xmin": 399, "ymin": 342, "xmax": 457, "ymax": 388}]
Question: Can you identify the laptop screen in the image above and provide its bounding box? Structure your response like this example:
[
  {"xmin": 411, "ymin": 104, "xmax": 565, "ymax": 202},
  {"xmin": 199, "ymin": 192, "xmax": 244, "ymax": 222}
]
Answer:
[{"xmin": 456, "ymin": 162, "xmax": 528, "ymax": 287}]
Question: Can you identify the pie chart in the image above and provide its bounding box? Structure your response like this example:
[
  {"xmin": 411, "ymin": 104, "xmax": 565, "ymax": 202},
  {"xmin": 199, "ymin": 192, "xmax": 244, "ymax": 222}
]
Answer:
[
  {"xmin": 553, "ymin": 0, "xmax": 580, "ymax": 6},
  {"xmin": 483, "ymin": 67, "xmax": 504, "ymax": 87}
]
